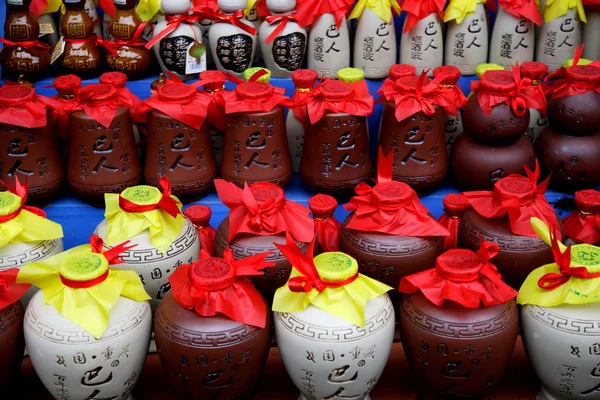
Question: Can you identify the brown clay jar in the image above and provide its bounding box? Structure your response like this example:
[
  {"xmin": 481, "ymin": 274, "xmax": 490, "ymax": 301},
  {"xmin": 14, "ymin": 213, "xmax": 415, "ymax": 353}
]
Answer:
[
  {"xmin": 0, "ymin": 302, "xmax": 25, "ymax": 392},
  {"xmin": 144, "ymin": 84, "xmax": 218, "ymax": 202},
  {"xmin": 52, "ymin": 74, "xmax": 82, "ymax": 158},
  {"xmin": 66, "ymin": 83, "xmax": 142, "ymax": 205},
  {"xmin": 379, "ymin": 75, "xmax": 448, "ymax": 194},
  {"xmin": 0, "ymin": 0, "xmax": 51, "ymax": 82},
  {"xmin": 105, "ymin": 0, "xmax": 153, "ymax": 79},
  {"xmin": 60, "ymin": 0, "xmax": 102, "ymax": 77},
  {"xmin": 154, "ymin": 258, "xmax": 272, "ymax": 400},
  {"xmin": 220, "ymin": 82, "xmax": 292, "ymax": 188},
  {"xmin": 300, "ymin": 80, "xmax": 373, "ymax": 199},
  {"xmin": 0, "ymin": 85, "xmax": 64, "ymax": 204},
  {"xmin": 400, "ymin": 291, "xmax": 518, "ymax": 399}
]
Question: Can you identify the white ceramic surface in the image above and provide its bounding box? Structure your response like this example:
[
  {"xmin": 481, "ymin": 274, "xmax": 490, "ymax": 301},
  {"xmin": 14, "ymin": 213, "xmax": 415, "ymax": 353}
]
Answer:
[
  {"xmin": 445, "ymin": 3, "xmax": 488, "ymax": 76},
  {"xmin": 527, "ymin": 108, "xmax": 549, "ymax": 143},
  {"xmin": 521, "ymin": 303, "xmax": 600, "ymax": 399},
  {"xmin": 490, "ymin": 7, "xmax": 535, "ymax": 70},
  {"xmin": 94, "ymin": 218, "xmax": 200, "ymax": 312},
  {"xmin": 583, "ymin": 10, "xmax": 600, "ymax": 61},
  {"xmin": 286, "ymin": 109, "xmax": 304, "ymax": 174},
  {"xmin": 353, "ymin": 7, "xmax": 396, "ymax": 79},
  {"xmin": 400, "ymin": 12, "xmax": 444, "ymax": 76},
  {"xmin": 536, "ymin": 10, "xmax": 582, "ymax": 72},
  {"xmin": 274, "ymin": 294, "xmax": 395, "ymax": 400},
  {"xmin": 24, "ymin": 291, "xmax": 152, "ymax": 400},
  {"xmin": 308, "ymin": 13, "xmax": 351, "ymax": 78}
]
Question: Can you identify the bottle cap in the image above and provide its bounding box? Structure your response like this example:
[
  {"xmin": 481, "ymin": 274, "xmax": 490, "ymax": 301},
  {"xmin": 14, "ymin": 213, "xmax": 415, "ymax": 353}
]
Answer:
[
  {"xmin": 78, "ymin": 84, "xmax": 117, "ymax": 102},
  {"xmin": 564, "ymin": 58, "xmax": 592, "ymax": 68},
  {"xmin": 244, "ymin": 67, "xmax": 272, "ymax": 83},
  {"xmin": 433, "ymin": 65, "xmax": 461, "ymax": 85},
  {"xmin": 442, "ymin": 193, "xmax": 470, "ymax": 217},
  {"xmin": 99, "ymin": 72, "xmax": 128, "ymax": 88},
  {"xmin": 520, "ymin": 62, "xmax": 548, "ymax": 81},
  {"xmin": 60, "ymin": 252, "xmax": 109, "ymax": 283},
  {"xmin": 0, "ymin": 84, "xmax": 34, "ymax": 103},
  {"xmin": 235, "ymin": 81, "xmax": 274, "ymax": 100},
  {"xmin": 184, "ymin": 205, "xmax": 212, "ymax": 227},
  {"xmin": 313, "ymin": 252, "xmax": 358, "ymax": 281},
  {"xmin": 480, "ymin": 70, "xmax": 516, "ymax": 94},
  {"xmin": 574, "ymin": 190, "xmax": 600, "ymax": 214},
  {"xmin": 200, "ymin": 70, "xmax": 226, "ymax": 92},
  {"xmin": 120, "ymin": 185, "xmax": 162, "ymax": 206},
  {"xmin": 320, "ymin": 80, "xmax": 353, "ymax": 100},
  {"xmin": 54, "ymin": 75, "xmax": 82, "ymax": 96},
  {"xmin": 389, "ymin": 64, "xmax": 416, "ymax": 80},
  {"xmin": 308, "ymin": 194, "xmax": 337, "ymax": 219},
  {"xmin": 396, "ymin": 75, "xmax": 432, "ymax": 92},
  {"xmin": 476, "ymin": 63, "xmax": 504, "ymax": 79},
  {"xmin": 436, "ymin": 250, "xmax": 483, "ymax": 282},
  {"xmin": 157, "ymin": 83, "xmax": 196, "ymax": 102},
  {"xmin": 565, "ymin": 65, "xmax": 600, "ymax": 85},
  {"xmin": 249, "ymin": 182, "xmax": 284, "ymax": 205},
  {"xmin": 337, "ymin": 67, "xmax": 364, "ymax": 83},
  {"xmin": 190, "ymin": 257, "xmax": 235, "ymax": 290},
  {"xmin": 0, "ymin": 192, "xmax": 22, "ymax": 217},
  {"xmin": 291, "ymin": 69, "xmax": 319, "ymax": 90}
]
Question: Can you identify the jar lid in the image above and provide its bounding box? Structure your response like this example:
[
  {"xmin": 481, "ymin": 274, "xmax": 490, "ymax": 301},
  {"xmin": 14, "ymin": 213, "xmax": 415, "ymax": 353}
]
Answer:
[
  {"xmin": 520, "ymin": 62, "xmax": 548, "ymax": 80},
  {"xmin": 78, "ymin": 84, "xmax": 117, "ymax": 102},
  {"xmin": 0, "ymin": 84, "xmax": 33, "ymax": 102},
  {"xmin": 494, "ymin": 176, "xmax": 537, "ymax": 199},
  {"xmin": 54, "ymin": 75, "xmax": 82, "ymax": 95},
  {"xmin": 320, "ymin": 80, "xmax": 353, "ymax": 100},
  {"xmin": 476, "ymin": 63, "xmax": 504, "ymax": 79},
  {"xmin": 308, "ymin": 194, "xmax": 337, "ymax": 219},
  {"xmin": 436, "ymin": 249, "xmax": 482, "ymax": 282},
  {"xmin": 235, "ymin": 81, "xmax": 274, "ymax": 100},
  {"xmin": 373, "ymin": 180, "xmax": 412, "ymax": 202},
  {"xmin": 249, "ymin": 182, "xmax": 284, "ymax": 204},
  {"xmin": 337, "ymin": 67, "xmax": 364, "ymax": 83},
  {"xmin": 313, "ymin": 252, "xmax": 358, "ymax": 281},
  {"xmin": 574, "ymin": 189, "xmax": 600, "ymax": 214},
  {"xmin": 433, "ymin": 65, "xmax": 461, "ymax": 85},
  {"xmin": 60, "ymin": 252, "xmax": 109, "ymax": 282},
  {"xmin": 158, "ymin": 83, "xmax": 196, "ymax": 102},
  {"xmin": 480, "ymin": 70, "xmax": 516, "ymax": 94},
  {"xmin": 244, "ymin": 67, "xmax": 271, "ymax": 83},
  {"xmin": 291, "ymin": 69, "xmax": 319, "ymax": 89},
  {"xmin": 389, "ymin": 64, "xmax": 416, "ymax": 80},
  {"xmin": 396, "ymin": 75, "xmax": 432, "ymax": 92},
  {"xmin": 184, "ymin": 205, "xmax": 212, "ymax": 226},
  {"xmin": 200, "ymin": 70, "xmax": 226, "ymax": 92},
  {"xmin": 120, "ymin": 185, "xmax": 162, "ymax": 206},
  {"xmin": 565, "ymin": 65, "xmax": 600, "ymax": 85},
  {"xmin": 0, "ymin": 192, "xmax": 22, "ymax": 217},
  {"xmin": 190, "ymin": 257, "xmax": 235, "ymax": 290},
  {"xmin": 442, "ymin": 193, "xmax": 470, "ymax": 216},
  {"xmin": 564, "ymin": 58, "xmax": 592, "ymax": 68},
  {"xmin": 99, "ymin": 72, "xmax": 128, "ymax": 88}
]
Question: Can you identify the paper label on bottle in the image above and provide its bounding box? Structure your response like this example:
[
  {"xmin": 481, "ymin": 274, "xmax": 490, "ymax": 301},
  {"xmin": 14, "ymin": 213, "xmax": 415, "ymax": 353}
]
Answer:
[
  {"xmin": 185, "ymin": 41, "xmax": 206, "ymax": 75},
  {"xmin": 51, "ymin": 37, "xmax": 65, "ymax": 64},
  {"xmin": 39, "ymin": 23, "xmax": 55, "ymax": 36}
]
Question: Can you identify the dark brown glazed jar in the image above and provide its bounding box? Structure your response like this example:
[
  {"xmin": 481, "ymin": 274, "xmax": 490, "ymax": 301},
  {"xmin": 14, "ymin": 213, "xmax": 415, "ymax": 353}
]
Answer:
[
  {"xmin": 219, "ymin": 81, "xmax": 293, "ymax": 188},
  {"xmin": 52, "ymin": 74, "xmax": 82, "ymax": 151},
  {"xmin": 105, "ymin": 0, "xmax": 152, "ymax": 79},
  {"xmin": 66, "ymin": 83, "xmax": 142, "ymax": 205},
  {"xmin": 378, "ymin": 75, "xmax": 448, "ymax": 194},
  {"xmin": 199, "ymin": 70, "xmax": 227, "ymax": 165},
  {"xmin": 0, "ymin": 85, "xmax": 64, "ymax": 204},
  {"xmin": 0, "ymin": 0, "xmax": 51, "ymax": 82},
  {"xmin": 300, "ymin": 80, "xmax": 373, "ymax": 198},
  {"xmin": 60, "ymin": 0, "xmax": 102, "ymax": 77},
  {"xmin": 154, "ymin": 257, "xmax": 272, "ymax": 400},
  {"xmin": 0, "ymin": 302, "xmax": 25, "ymax": 392},
  {"xmin": 142, "ymin": 84, "xmax": 218, "ymax": 202}
]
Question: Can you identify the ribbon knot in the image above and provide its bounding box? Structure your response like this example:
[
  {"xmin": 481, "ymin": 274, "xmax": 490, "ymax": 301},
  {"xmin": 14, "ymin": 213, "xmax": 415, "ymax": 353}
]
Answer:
[
  {"xmin": 102, "ymin": 22, "xmax": 148, "ymax": 55},
  {"xmin": 265, "ymin": 14, "xmax": 298, "ymax": 43},
  {"xmin": 212, "ymin": 10, "xmax": 257, "ymax": 35},
  {"xmin": 145, "ymin": 10, "xmax": 204, "ymax": 49},
  {"xmin": 119, "ymin": 177, "xmax": 181, "ymax": 219}
]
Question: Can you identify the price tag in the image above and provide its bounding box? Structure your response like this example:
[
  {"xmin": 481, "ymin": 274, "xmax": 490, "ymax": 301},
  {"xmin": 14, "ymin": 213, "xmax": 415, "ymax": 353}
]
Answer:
[
  {"xmin": 185, "ymin": 41, "xmax": 206, "ymax": 75},
  {"xmin": 51, "ymin": 37, "xmax": 65, "ymax": 64},
  {"xmin": 39, "ymin": 23, "xmax": 55, "ymax": 36}
]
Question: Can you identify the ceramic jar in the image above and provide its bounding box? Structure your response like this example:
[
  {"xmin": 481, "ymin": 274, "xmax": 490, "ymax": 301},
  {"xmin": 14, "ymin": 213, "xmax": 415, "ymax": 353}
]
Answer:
[
  {"xmin": 489, "ymin": 3, "xmax": 538, "ymax": 69},
  {"xmin": 400, "ymin": 8, "xmax": 444, "ymax": 75},
  {"xmin": 199, "ymin": 70, "xmax": 227, "ymax": 164},
  {"xmin": 562, "ymin": 189, "xmax": 600, "ymax": 245},
  {"xmin": 0, "ymin": 0, "xmax": 51, "ymax": 81},
  {"xmin": 183, "ymin": 204, "xmax": 216, "ymax": 255},
  {"xmin": 444, "ymin": 1, "xmax": 488, "ymax": 76},
  {"xmin": 536, "ymin": 7, "xmax": 582, "ymax": 72},
  {"xmin": 0, "ymin": 301, "xmax": 24, "ymax": 391},
  {"xmin": 304, "ymin": 8, "xmax": 351, "ymax": 77},
  {"xmin": 521, "ymin": 61, "xmax": 549, "ymax": 142},
  {"xmin": 60, "ymin": 0, "xmax": 102, "ymax": 77},
  {"xmin": 433, "ymin": 66, "xmax": 467, "ymax": 157},
  {"xmin": 287, "ymin": 69, "xmax": 318, "ymax": 174}
]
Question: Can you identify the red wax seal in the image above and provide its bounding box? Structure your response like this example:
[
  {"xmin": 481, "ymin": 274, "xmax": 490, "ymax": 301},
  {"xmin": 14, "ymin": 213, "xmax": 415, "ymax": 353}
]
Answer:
[
  {"xmin": 442, "ymin": 193, "xmax": 470, "ymax": 217},
  {"xmin": 308, "ymin": 194, "xmax": 337, "ymax": 219},
  {"xmin": 481, "ymin": 70, "xmax": 516, "ymax": 93},
  {"xmin": 496, "ymin": 176, "xmax": 536, "ymax": 198},
  {"xmin": 184, "ymin": 205, "xmax": 212, "ymax": 227},
  {"xmin": 200, "ymin": 70, "xmax": 226, "ymax": 92},
  {"xmin": 78, "ymin": 84, "xmax": 116, "ymax": 102},
  {"xmin": 433, "ymin": 65, "xmax": 461, "ymax": 85},
  {"xmin": 235, "ymin": 81, "xmax": 274, "ymax": 100},
  {"xmin": 99, "ymin": 72, "xmax": 128, "ymax": 88},
  {"xmin": 374, "ymin": 180, "xmax": 411, "ymax": 200},
  {"xmin": 575, "ymin": 189, "xmax": 600, "ymax": 214},
  {"xmin": 54, "ymin": 75, "xmax": 82, "ymax": 96},
  {"xmin": 436, "ymin": 250, "xmax": 483, "ymax": 282},
  {"xmin": 520, "ymin": 62, "xmax": 548, "ymax": 80},
  {"xmin": 396, "ymin": 75, "xmax": 433, "ymax": 92},
  {"xmin": 565, "ymin": 65, "xmax": 600, "ymax": 84},
  {"xmin": 291, "ymin": 69, "xmax": 319, "ymax": 89},
  {"xmin": 249, "ymin": 182, "xmax": 284, "ymax": 203},
  {"xmin": 158, "ymin": 83, "xmax": 196, "ymax": 103},
  {"xmin": 191, "ymin": 257, "xmax": 235, "ymax": 290},
  {"xmin": 320, "ymin": 80, "xmax": 353, "ymax": 100},
  {"xmin": 389, "ymin": 64, "xmax": 416, "ymax": 80}
]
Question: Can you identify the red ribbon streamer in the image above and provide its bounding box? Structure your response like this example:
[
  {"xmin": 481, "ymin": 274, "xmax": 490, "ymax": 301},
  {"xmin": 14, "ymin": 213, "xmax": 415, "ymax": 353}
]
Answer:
[
  {"xmin": 60, "ymin": 270, "xmax": 109, "ymax": 289},
  {"xmin": 563, "ymin": 191, "xmax": 600, "ymax": 244},
  {"xmin": 212, "ymin": 10, "xmax": 257, "ymax": 35},
  {"xmin": 0, "ymin": 177, "xmax": 46, "ymax": 222},
  {"xmin": 118, "ymin": 177, "xmax": 181, "ymax": 219},
  {"xmin": 265, "ymin": 14, "xmax": 298, "ymax": 43},
  {"xmin": 0, "ymin": 268, "xmax": 30, "ymax": 312},
  {"xmin": 401, "ymin": 0, "xmax": 445, "ymax": 33}
]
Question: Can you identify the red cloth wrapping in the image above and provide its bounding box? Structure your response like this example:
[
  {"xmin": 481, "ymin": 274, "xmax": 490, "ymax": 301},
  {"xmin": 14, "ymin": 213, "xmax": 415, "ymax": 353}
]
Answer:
[
  {"xmin": 184, "ymin": 205, "xmax": 217, "ymax": 255},
  {"xmin": 51, "ymin": 75, "xmax": 82, "ymax": 141},
  {"xmin": 299, "ymin": 80, "xmax": 374, "ymax": 125},
  {"xmin": 463, "ymin": 160, "xmax": 561, "ymax": 239},
  {"xmin": 217, "ymin": 81, "xmax": 294, "ymax": 114},
  {"xmin": 433, "ymin": 66, "xmax": 468, "ymax": 116},
  {"xmin": 214, "ymin": 179, "xmax": 314, "ymax": 242},
  {"xmin": 438, "ymin": 193, "xmax": 471, "ymax": 251},
  {"xmin": 197, "ymin": 70, "xmax": 227, "ymax": 131},
  {"xmin": 548, "ymin": 64, "xmax": 600, "ymax": 100},
  {"xmin": 98, "ymin": 72, "xmax": 146, "ymax": 123},
  {"xmin": 495, "ymin": 0, "xmax": 542, "ymax": 26},
  {"xmin": 0, "ymin": 85, "xmax": 59, "ymax": 129},
  {"xmin": 377, "ymin": 71, "xmax": 453, "ymax": 121},
  {"xmin": 137, "ymin": 83, "xmax": 212, "ymax": 130},
  {"xmin": 562, "ymin": 190, "xmax": 600, "ymax": 244},
  {"xmin": 401, "ymin": 0, "xmax": 445, "ymax": 33},
  {"xmin": 309, "ymin": 194, "xmax": 340, "ymax": 252},
  {"xmin": 169, "ymin": 248, "xmax": 274, "ymax": 328},
  {"xmin": 192, "ymin": 0, "xmax": 220, "ymax": 12},
  {"xmin": 0, "ymin": 177, "xmax": 47, "ymax": 221},
  {"xmin": 0, "ymin": 269, "xmax": 30, "ymax": 312},
  {"xmin": 296, "ymin": 0, "xmax": 354, "ymax": 28},
  {"xmin": 290, "ymin": 69, "xmax": 319, "ymax": 124},
  {"xmin": 520, "ymin": 61, "xmax": 549, "ymax": 113},
  {"xmin": 399, "ymin": 240, "xmax": 518, "ymax": 308},
  {"xmin": 583, "ymin": 0, "xmax": 600, "ymax": 11},
  {"xmin": 344, "ymin": 148, "xmax": 449, "ymax": 237}
]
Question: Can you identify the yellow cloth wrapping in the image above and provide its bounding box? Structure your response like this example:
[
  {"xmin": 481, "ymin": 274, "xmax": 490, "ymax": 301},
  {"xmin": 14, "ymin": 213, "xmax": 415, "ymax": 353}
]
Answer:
[
  {"xmin": 0, "ymin": 192, "xmax": 63, "ymax": 248},
  {"xmin": 245, "ymin": 0, "xmax": 259, "ymax": 17},
  {"xmin": 517, "ymin": 217, "xmax": 600, "ymax": 306},
  {"xmin": 104, "ymin": 185, "xmax": 184, "ymax": 254},
  {"xmin": 136, "ymin": 0, "xmax": 161, "ymax": 21},
  {"xmin": 17, "ymin": 244, "xmax": 150, "ymax": 339},
  {"xmin": 272, "ymin": 252, "xmax": 393, "ymax": 327},
  {"xmin": 444, "ymin": 0, "xmax": 487, "ymax": 24},
  {"xmin": 542, "ymin": 0, "xmax": 586, "ymax": 23},
  {"xmin": 349, "ymin": 0, "xmax": 401, "ymax": 23}
]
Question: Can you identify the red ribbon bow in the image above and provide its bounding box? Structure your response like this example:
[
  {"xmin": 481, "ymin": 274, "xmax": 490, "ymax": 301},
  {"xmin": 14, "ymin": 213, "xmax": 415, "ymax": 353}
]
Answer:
[
  {"xmin": 301, "ymin": 80, "xmax": 374, "ymax": 125},
  {"xmin": 169, "ymin": 247, "xmax": 274, "ymax": 328},
  {"xmin": 0, "ymin": 38, "xmax": 50, "ymax": 53},
  {"xmin": 211, "ymin": 10, "xmax": 257, "ymax": 35},
  {"xmin": 487, "ymin": 0, "xmax": 542, "ymax": 25},
  {"xmin": 296, "ymin": 0, "xmax": 354, "ymax": 28},
  {"xmin": 118, "ymin": 177, "xmax": 181, "ymax": 219},
  {"xmin": 265, "ymin": 14, "xmax": 298, "ymax": 43},
  {"xmin": 145, "ymin": 9, "xmax": 205, "ymax": 49},
  {"xmin": 65, "ymin": 84, "xmax": 138, "ymax": 128},
  {"xmin": 401, "ymin": 0, "xmax": 445, "ymax": 33},
  {"xmin": 0, "ymin": 177, "xmax": 46, "ymax": 222},
  {"xmin": 0, "ymin": 268, "xmax": 30, "ymax": 312},
  {"xmin": 276, "ymin": 232, "xmax": 358, "ymax": 293},
  {"xmin": 538, "ymin": 230, "xmax": 600, "ymax": 290},
  {"xmin": 102, "ymin": 22, "xmax": 148, "ymax": 56}
]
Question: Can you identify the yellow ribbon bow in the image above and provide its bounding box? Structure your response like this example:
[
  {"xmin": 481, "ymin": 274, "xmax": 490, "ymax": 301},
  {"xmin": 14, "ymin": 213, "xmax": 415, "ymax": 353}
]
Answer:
[
  {"xmin": 17, "ymin": 235, "xmax": 150, "ymax": 339},
  {"xmin": 444, "ymin": 0, "xmax": 487, "ymax": 23},
  {"xmin": 272, "ymin": 233, "xmax": 393, "ymax": 327},
  {"xmin": 517, "ymin": 217, "xmax": 600, "ymax": 307},
  {"xmin": 542, "ymin": 0, "xmax": 586, "ymax": 23},
  {"xmin": 349, "ymin": 0, "xmax": 401, "ymax": 23},
  {"xmin": 104, "ymin": 181, "xmax": 184, "ymax": 254}
]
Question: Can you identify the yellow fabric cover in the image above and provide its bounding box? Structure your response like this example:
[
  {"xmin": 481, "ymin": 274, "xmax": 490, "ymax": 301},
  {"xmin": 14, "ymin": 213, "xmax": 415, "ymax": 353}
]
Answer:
[
  {"xmin": 349, "ymin": 0, "xmax": 401, "ymax": 23},
  {"xmin": 444, "ymin": 0, "xmax": 487, "ymax": 24},
  {"xmin": 542, "ymin": 0, "xmax": 586, "ymax": 23}
]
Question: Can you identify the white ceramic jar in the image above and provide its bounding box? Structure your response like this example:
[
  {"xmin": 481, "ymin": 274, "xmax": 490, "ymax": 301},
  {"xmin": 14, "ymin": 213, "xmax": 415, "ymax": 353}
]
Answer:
[
  {"xmin": 400, "ymin": 13, "xmax": 444, "ymax": 75},
  {"xmin": 353, "ymin": 7, "xmax": 397, "ymax": 79},
  {"xmin": 308, "ymin": 13, "xmax": 351, "ymax": 78},
  {"xmin": 25, "ymin": 291, "xmax": 152, "ymax": 400},
  {"xmin": 490, "ymin": 7, "xmax": 535, "ymax": 69},
  {"xmin": 444, "ymin": 3, "xmax": 488, "ymax": 76},
  {"xmin": 536, "ymin": 9, "xmax": 582, "ymax": 72}
]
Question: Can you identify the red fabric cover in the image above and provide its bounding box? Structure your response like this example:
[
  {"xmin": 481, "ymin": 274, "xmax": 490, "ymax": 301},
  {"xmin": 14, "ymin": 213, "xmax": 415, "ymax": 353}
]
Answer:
[
  {"xmin": 299, "ymin": 80, "xmax": 374, "ymax": 124},
  {"xmin": 217, "ymin": 81, "xmax": 294, "ymax": 114},
  {"xmin": 184, "ymin": 205, "xmax": 217, "ymax": 256},
  {"xmin": 290, "ymin": 69, "xmax": 319, "ymax": 123},
  {"xmin": 562, "ymin": 189, "xmax": 600, "ymax": 244},
  {"xmin": 0, "ymin": 85, "xmax": 58, "ymax": 129},
  {"xmin": 0, "ymin": 268, "xmax": 30, "ymax": 312},
  {"xmin": 296, "ymin": 0, "xmax": 354, "ymax": 28},
  {"xmin": 309, "ymin": 194, "xmax": 340, "ymax": 252},
  {"xmin": 438, "ymin": 193, "xmax": 471, "ymax": 250},
  {"xmin": 401, "ymin": 0, "xmax": 445, "ymax": 33},
  {"xmin": 433, "ymin": 66, "xmax": 468, "ymax": 115},
  {"xmin": 520, "ymin": 61, "xmax": 549, "ymax": 112},
  {"xmin": 496, "ymin": 0, "xmax": 542, "ymax": 25}
]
